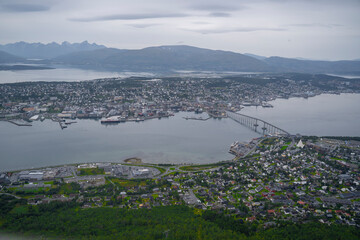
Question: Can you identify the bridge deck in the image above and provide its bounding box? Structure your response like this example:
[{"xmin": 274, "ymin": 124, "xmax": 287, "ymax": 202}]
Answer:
[{"xmin": 226, "ymin": 111, "xmax": 290, "ymax": 136}]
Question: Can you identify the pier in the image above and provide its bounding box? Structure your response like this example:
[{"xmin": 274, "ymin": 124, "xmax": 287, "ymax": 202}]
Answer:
[
  {"xmin": 226, "ymin": 111, "xmax": 290, "ymax": 136},
  {"xmin": 7, "ymin": 120, "xmax": 32, "ymax": 127},
  {"xmin": 183, "ymin": 116, "xmax": 210, "ymax": 121}
]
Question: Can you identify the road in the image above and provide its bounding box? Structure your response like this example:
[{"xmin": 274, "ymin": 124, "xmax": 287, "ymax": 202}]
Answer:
[{"xmin": 0, "ymin": 193, "xmax": 22, "ymax": 199}]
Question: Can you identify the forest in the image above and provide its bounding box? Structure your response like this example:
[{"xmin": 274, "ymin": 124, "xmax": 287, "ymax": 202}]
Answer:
[{"xmin": 0, "ymin": 195, "xmax": 358, "ymax": 240}]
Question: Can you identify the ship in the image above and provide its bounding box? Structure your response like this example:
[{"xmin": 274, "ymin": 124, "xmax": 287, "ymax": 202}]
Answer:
[
  {"xmin": 195, "ymin": 108, "xmax": 203, "ymax": 114},
  {"xmin": 261, "ymin": 102, "xmax": 273, "ymax": 108},
  {"xmin": 29, "ymin": 115, "xmax": 40, "ymax": 121},
  {"xmin": 230, "ymin": 141, "xmax": 239, "ymax": 148},
  {"xmin": 100, "ymin": 116, "xmax": 121, "ymax": 124}
]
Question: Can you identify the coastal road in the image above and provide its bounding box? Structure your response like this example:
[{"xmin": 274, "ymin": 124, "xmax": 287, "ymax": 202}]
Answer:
[{"xmin": 0, "ymin": 193, "xmax": 22, "ymax": 199}]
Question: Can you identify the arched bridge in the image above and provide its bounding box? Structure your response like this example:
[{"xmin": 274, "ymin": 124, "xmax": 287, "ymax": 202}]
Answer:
[{"xmin": 226, "ymin": 111, "xmax": 290, "ymax": 136}]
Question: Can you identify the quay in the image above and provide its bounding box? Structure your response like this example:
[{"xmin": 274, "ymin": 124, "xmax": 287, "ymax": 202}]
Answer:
[
  {"xmin": 183, "ymin": 116, "xmax": 210, "ymax": 121},
  {"xmin": 7, "ymin": 120, "xmax": 32, "ymax": 127},
  {"xmin": 59, "ymin": 121, "xmax": 67, "ymax": 129}
]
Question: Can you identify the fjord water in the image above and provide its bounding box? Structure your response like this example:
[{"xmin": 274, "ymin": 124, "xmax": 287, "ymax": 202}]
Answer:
[
  {"xmin": 0, "ymin": 93, "xmax": 359, "ymax": 171},
  {"xmin": 241, "ymin": 93, "xmax": 360, "ymax": 136},
  {"xmin": 0, "ymin": 112, "xmax": 258, "ymax": 171},
  {"xmin": 0, "ymin": 67, "xmax": 154, "ymax": 83}
]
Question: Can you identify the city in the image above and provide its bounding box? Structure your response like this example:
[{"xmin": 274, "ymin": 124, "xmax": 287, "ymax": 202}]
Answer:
[
  {"xmin": 1, "ymin": 135, "xmax": 359, "ymax": 227},
  {"xmin": 0, "ymin": 73, "xmax": 359, "ymax": 126},
  {"xmin": 1, "ymin": 0, "xmax": 360, "ymax": 238}
]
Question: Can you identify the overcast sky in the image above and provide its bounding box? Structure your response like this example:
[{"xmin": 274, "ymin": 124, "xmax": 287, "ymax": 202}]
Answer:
[{"xmin": 0, "ymin": 0, "xmax": 359, "ymax": 60}]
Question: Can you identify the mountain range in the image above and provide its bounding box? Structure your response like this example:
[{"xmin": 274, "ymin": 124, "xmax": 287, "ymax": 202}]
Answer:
[
  {"xmin": 0, "ymin": 42, "xmax": 359, "ymax": 74},
  {"xmin": 0, "ymin": 41, "xmax": 105, "ymax": 59}
]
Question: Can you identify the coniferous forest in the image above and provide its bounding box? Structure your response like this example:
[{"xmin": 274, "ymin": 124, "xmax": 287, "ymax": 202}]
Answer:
[{"xmin": 0, "ymin": 195, "xmax": 358, "ymax": 240}]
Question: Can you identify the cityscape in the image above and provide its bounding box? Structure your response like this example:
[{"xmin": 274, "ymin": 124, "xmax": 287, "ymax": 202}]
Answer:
[
  {"xmin": 1, "ymin": 73, "xmax": 358, "ymax": 127},
  {"xmin": 1, "ymin": 0, "xmax": 360, "ymax": 239},
  {"xmin": 0, "ymin": 72, "xmax": 359, "ymax": 239}
]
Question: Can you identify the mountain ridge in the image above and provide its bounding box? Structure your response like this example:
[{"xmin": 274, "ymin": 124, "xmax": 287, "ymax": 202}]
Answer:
[
  {"xmin": 0, "ymin": 50, "xmax": 26, "ymax": 64},
  {"xmin": 0, "ymin": 41, "xmax": 106, "ymax": 59},
  {"xmin": 53, "ymin": 45, "xmax": 270, "ymax": 72},
  {"xmin": 0, "ymin": 42, "xmax": 359, "ymax": 74}
]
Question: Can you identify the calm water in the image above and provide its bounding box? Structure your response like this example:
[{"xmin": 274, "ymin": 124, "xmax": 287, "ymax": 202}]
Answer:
[
  {"xmin": 0, "ymin": 94, "xmax": 359, "ymax": 171},
  {"xmin": 0, "ymin": 112, "xmax": 257, "ymax": 171},
  {"xmin": 241, "ymin": 93, "xmax": 360, "ymax": 136},
  {"xmin": 0, "ymin": 68, "xmax": 262, "ymax": 83},
  {"xmin": 0, "ymin": 68, "xmax": 154, "ymax": 83}
]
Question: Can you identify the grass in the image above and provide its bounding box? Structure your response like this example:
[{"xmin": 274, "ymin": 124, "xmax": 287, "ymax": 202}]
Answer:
[
  {"xmin": 247, "ymin": 153, "xmax": 260, "ymax": 158},
  {"xmin": 180, "ymin": 166, "xmax": 214, "ymax": 171},
  {"xmin": 280, "ymin": 146, "xmax": 288, "ymax": 150},
  {"xmin": 58, "ymin": 183, "xmax": 80, "ymax": 195},
  {"xmin": 9, "ymin": 206, "xmax": 28, "ymax": 216},
  {"xmin": 78, "ymin": 168, "xmax": 105, "ymax": 176},
  {"xmin": 154, "ymin": 166, "xmax": 166, "ymax": 174},
  {"xmin": 179, "ymin": 163, "xmax": 224, "ymax": 171},
  {"xmin": 110, "ymin": 178, "xmax": 147, "ymax": 188}
]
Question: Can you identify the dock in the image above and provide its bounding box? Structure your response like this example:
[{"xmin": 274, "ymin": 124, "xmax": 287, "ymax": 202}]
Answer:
[
  {"xmin": 183, "ymin": 116, "xmax": 210, "ymax": 121},
  {"xmin": 7, "ymin": 120, "xmax": 32, "ymax": 126},
  {"xmin": 59, "ymin": 121, "xmax": 67, "ymax": 129}
]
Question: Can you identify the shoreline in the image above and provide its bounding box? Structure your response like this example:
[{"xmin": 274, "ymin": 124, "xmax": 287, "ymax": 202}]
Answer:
[{"xmin": 3, "ymin": 157, "xmax": 235, "ymax": 173}]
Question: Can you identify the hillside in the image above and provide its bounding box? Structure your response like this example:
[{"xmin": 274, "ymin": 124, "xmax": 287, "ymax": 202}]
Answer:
[
  {"xmin": 1, "ymin": 42, "xmax": 359, "ymax": 74},
  {"xmin": 53, "ymin": 45, "xmax": 360, "ymax": 74},
  {"xmin": 265, "ymin": 57, "xmax": 360, "ymax": 75},
  {"xmin": 0, "ymin": 50, "xmax": 25, "ymax": 64},
  {"xmin": 53, "ymin": 45, "xmax": 271, "ymax": 72}
]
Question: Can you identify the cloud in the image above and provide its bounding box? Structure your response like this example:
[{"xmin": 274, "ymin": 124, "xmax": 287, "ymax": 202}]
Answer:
[
  {"xmin": 1, "ymin": 3, "xmax": 50, "ymax": 12},
  {"xmin": 209, "ymin": 12, "xmax": 231, "ymax": 17},
  {"xmin": 286, "ymin": 23, "xmax": 343, "ymax": 28},
  {"xmin": 127, "ymin": 23, "xmax": 160, "ymax": 29},
  {"xmin": 192, "ymin": 21, "xmax": 212, "ymax": 25},
  {"xmin": 69, "ymin": 13, "xmax": 189, "ymax": 22},
  {"xmin": 189, "ymin": 3, "xmax": 245, "ymax": 12},
  {"xmin": 182, "ymin": 26, "xmax": 286, "ymax": 34}
]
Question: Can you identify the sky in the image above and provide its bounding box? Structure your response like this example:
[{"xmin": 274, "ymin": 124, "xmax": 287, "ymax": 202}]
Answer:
[{"xmin": 0, "ymin": 0, "xmax": 359, "ymax": 60}]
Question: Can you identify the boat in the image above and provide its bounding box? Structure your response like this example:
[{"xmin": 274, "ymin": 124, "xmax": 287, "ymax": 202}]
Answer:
[
  {"xmin": 65, "ymin": 120, "xmax": 77, "ymax": 125},
  {"xmin": 261, "ymin": 102, "xmax": 273, "ymax": 108},
  {"xmin": 242, "ymin": 102, "xmax": 252, "ymax": 106},
  {"xmin": 195, "ymin": 108, "xmax": 203, "ymax": 114},
  {"xmin": 100, "ymin": 116, "xmax": 121, "ymax": 124},
  {"xmin": 29, "ymin": 115, "xmax": 40, "ymax": 121},
  {"xmin": 230, "ymin": 141, "xmax": 239, "ymax": 148}
]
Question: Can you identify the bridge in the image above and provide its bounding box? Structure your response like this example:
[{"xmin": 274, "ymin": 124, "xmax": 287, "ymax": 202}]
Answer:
[{"xmin": 226, "ymin": 111, "xmax": 290, "ymax": 136}]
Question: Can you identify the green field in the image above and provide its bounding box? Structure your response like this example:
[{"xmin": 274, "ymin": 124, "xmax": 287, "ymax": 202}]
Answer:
[
  {"xmin": 78, "ymin": 168, "xmax": 105, "ymax": 176},
  {"xmin": 179, "ymin": 163, "xmax": 224, "ymax": 171}
]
